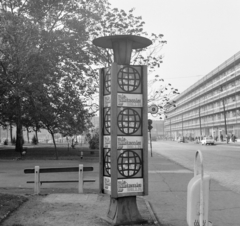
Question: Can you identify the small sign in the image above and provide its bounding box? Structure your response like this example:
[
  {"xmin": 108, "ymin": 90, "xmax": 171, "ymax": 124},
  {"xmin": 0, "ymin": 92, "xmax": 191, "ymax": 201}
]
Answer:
[
  {"xmin": 103, "ymin": 136, "xmax": 111, "ymax": 148},
  {"xmin": 117, "ymin": 93, "xmax": 142, "ymax": 107},
  {"xmin": 103, "ymin": 177, "xmax": 144, "ymax": 194},
  {"xmin": 104, "ymin": 95, "xmax": 111, "ymax": 107},
  {"xmin": 118, "ymin": 178, "xmax": 143, "ymax": 193},
  {"xmin": 103, "ymin": 176, "xmax": 111, "ymax": 192},
  {"xmin": 148, "ymin": 104, "xmax": 158, "ymax": 114},
  {"xmin": 117, "ymin": 136, "xmax": 143, "ymax": 149}
]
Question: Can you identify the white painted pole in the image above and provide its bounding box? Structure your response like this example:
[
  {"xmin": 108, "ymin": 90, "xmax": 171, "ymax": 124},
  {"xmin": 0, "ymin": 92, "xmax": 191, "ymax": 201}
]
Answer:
[
  {"xmin": 34, "ymin": 166, "xmax": 40, "ymax": 194},
  {"xmin": 78, "ymin": 164, "xmax": 83, "ymax": 193},
  {"xmin": 194, "ymin": 151, "xmax": 204, "ymax": 226}
]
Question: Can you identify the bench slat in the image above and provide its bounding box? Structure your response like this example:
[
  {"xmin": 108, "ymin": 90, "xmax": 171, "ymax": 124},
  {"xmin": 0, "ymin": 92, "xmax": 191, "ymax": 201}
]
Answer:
[
  {"xmin": 24, "ymin": 166, "xmax": 93, "ymax": 174},
  {"xmin": 27, "ymin": 179, "xmax": 96, "ymax": 184}
]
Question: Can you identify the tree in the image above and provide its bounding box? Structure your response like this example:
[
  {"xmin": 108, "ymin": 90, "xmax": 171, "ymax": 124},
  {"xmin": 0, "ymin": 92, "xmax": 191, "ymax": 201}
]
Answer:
[
  {"xmin": 85, "ymin": 5, "xmax": 178, "ymax": 114},
  {"xmin": 0, "ymin": 0, "xmax": 108, "ymax": 155}
]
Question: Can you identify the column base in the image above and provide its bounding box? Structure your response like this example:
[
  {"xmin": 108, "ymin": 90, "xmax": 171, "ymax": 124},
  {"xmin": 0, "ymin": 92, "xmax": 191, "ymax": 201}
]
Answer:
[{"xmin": 103, "ymin": 196, "xmax": 147, "ymax": 225}]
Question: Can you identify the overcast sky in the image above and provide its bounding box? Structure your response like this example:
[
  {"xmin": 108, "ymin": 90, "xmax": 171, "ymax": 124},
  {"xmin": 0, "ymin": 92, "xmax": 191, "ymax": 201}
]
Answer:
[{"xmin": 109, "ymin": 0, "xmax": 240, "ymax": 93}]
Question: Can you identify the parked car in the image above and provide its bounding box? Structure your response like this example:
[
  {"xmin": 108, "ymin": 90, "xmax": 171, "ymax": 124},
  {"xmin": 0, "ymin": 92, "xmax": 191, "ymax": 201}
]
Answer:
[
  {"xmin": 201, "ymin": 137, "xmax": 215, "ymax": 145},
  {"xmin": 177, "ymin": 136, "xmax": 184, "ymax": 143}
]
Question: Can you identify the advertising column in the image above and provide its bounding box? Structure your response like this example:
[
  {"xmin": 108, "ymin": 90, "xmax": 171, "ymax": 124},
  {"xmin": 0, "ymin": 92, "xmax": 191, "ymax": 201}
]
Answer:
[{"xmin": 100, "ymin": 63, "xmax": 148, "ymax": 198}]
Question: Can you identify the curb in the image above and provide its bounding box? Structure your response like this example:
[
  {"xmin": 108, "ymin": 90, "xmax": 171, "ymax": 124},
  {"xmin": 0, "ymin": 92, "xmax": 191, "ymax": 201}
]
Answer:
[{"xmin": 141, "ymin": 197, "xmax": 160, "ymax": 226}]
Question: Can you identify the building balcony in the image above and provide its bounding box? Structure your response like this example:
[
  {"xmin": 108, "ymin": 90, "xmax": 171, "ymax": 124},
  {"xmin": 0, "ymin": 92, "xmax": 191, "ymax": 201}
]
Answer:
[
  {"xmin": 168, "ymin": 87, "xmax": 240, "ymax": 119},
  {"xmin": 178, "ymin": 68, "xmax": 240, "ymax": 107}
]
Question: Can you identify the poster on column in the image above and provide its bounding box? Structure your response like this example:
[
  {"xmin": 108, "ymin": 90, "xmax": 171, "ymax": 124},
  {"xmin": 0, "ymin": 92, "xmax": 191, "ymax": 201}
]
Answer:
[
  {"xmin": 117, "ymin": 93, "xmax": 142, "ymax": 107},
  {"xmin": 103, "ymin": 177, "xmax": 144, "ymax": 194},
  {"xmin": 117, "ymin": 136, "xmax": 143, "ymax": 149}
]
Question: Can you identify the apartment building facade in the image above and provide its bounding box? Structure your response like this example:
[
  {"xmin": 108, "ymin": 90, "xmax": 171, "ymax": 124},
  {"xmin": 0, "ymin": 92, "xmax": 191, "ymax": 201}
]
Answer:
[{"xmin": 164, "ymin": 51, "xmax": 240, "ymax": 141}]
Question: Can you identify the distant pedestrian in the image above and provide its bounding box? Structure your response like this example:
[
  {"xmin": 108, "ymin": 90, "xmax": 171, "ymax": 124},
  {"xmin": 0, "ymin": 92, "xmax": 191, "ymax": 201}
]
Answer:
[
  {"xmin": 226, "ymin": 134, "xmax": 229, "ymax": 144},
  {"xmin": 220, "ymin": 134, "xmax": 223, "ymax": 142}
]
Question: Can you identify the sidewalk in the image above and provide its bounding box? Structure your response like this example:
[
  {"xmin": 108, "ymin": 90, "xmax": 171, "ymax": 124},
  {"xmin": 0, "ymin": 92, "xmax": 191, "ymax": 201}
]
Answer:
[
  {"xmin": 146, "ymin": 151, "xmax": 240, "ymax": 226},
  {"xmin": 1, "ymin": 152, "xmax": 240, "ymax": 226}
]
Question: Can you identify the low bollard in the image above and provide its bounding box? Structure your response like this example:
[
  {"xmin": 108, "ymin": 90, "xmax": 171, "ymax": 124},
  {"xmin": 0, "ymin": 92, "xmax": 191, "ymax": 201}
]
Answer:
[
  {"xmin": 187, "ymin": 150, "xmax": 212, "ymax": 226},
  {"xmin": 34, "ymin": 166, "xmax": 40, "ymax": 194}
]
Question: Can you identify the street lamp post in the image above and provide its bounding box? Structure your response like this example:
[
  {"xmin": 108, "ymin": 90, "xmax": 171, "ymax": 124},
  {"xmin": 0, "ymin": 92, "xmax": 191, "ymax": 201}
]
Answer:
[
  {"xmin": 198, "ymin": 105, "xmax": 202, "ymax": 138},
  {"xmin": 220, "ymin": 85, "xmax": 228, "ymax": 140},
  {"xmin": 93, "ymin": 35, "xmax": 152, "ymax": 225},
  {"xmin": 181, "ymin": 114, "xmax": 184, "ymax": 138}
]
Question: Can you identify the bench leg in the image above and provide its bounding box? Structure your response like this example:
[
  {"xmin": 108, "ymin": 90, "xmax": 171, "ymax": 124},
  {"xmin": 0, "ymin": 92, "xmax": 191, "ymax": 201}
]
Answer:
[
  {"xmin": 78, "ymin": 164, "xmax": 83, "ymax": 193},
  {"xmin": 34, "ymin": 166, "xmax": 40, "ymax": 194}
]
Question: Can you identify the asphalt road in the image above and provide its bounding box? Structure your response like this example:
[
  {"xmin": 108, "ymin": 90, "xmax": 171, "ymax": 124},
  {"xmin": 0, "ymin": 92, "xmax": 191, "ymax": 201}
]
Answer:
[{"xmin": 151, "ymin": 140, "xmax": 240, "ymax": 194}]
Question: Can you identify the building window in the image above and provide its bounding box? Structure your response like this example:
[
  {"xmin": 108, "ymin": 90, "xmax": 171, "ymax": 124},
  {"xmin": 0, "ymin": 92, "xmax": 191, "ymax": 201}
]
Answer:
[{"xmin": 237, "ymin": 109, "xmax": 240, "ymax": 116}]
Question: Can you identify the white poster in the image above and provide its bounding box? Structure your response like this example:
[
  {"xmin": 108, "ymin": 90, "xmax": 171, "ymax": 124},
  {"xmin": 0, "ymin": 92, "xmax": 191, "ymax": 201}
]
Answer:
[
  {"xmin": 103, "ymin": 177, "xmax": 111, "ymax": 192},
  {"xmin": 117, "ymin": 93, "xmax": 143, "ymax": 107},
  {"xmin": 117, "ymin": 136, "xmax": 143, "ymax": 149},
  {"xmin": 103, "ymin": 136, "xmax": 111, "ymax": 148},
  {"xmin": 104, "ymin": 95, "xmax": 111, "ymax": 107},
  {"xmin": 103, "ymin": 177, "xmax": 144, "ymax": 194},
  {"xmin": 118, "ymin": 178, "xmax": 143, "ymax": 193}
]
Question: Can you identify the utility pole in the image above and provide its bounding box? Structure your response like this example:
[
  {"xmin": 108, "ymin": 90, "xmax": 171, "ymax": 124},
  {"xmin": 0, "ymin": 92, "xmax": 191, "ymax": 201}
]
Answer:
[
  {"xmin": 220, "ymin": 85, "xmax": 228, "ymax": 137},
  {"xmin": 181, "ymin": 114, "xmax": 184, "ymax": 138},
  {"xmin": 222, "ymin": 98, "xmax": 228, "ymax": 137},
  {"xmin": 198, "ymin": 107, "xmax": 202, "ymax": 137}
]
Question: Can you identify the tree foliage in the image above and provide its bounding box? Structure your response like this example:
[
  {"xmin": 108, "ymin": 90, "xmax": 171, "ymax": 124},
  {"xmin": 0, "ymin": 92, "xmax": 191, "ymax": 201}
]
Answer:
[
  {"xmin": 86, "ymin": 4, "xmax": 179, "ymax": 116},
  {"xmin": 148, "ymin": 75, "xmax": 180, "ymax": 119},
  {"xmin": 0, "ymin": 0, "xmax": 107, "ymax": 156},
  {"xmin": 0, "ymin": 0, "xmax": 180, "ymax": 158}
]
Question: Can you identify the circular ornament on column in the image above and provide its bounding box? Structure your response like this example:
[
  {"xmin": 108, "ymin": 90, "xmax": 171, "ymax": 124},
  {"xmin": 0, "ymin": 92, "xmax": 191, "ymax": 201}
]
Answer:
[
  {"xmin": 104, "ymin": 108, "xmax": 111, "ymax": 134},
  {"xmin": 117, "ymin": 108, "xmax": 141, "ymax": 135},
  {"xmin": 104, "ymin": 67, "xmax": 111, "ymax": 94},
  {"xmin": 104, "ymin": 149, "xmax": 111, "ymax": 176},
  {"xmin": 117, "ymin": 150, "xmax": 142, "ymax": 178},
  {"xmin": 117, "ymin": 66, "xmax": 141, "ymax": 92}
]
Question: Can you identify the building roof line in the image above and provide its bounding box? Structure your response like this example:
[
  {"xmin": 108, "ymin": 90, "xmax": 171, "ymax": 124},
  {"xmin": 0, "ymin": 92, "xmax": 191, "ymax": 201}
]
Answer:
[{"xmin": 173, "ymin": 50, "xmax": 240, "ymax": 101}]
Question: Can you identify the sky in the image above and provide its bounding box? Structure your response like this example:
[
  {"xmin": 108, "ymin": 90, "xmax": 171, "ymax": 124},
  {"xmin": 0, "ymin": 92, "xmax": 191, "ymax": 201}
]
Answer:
[{"xmin": 109, "ymin": 0, "xmax": 240, "ymax": 93}]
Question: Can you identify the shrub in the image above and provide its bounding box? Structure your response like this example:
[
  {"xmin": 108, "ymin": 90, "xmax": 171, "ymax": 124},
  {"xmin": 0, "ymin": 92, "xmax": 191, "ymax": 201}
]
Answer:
[
  {"xmin": 89, "ymin": 133, "xmax": 99, "ymax": 149},
  {"xmin": 31, "ymin": 135, "xmax": 38, "ymax": 145},
  {"xmin": 3, "ymin": 139, "xmax": 8, "ymax": 145}
]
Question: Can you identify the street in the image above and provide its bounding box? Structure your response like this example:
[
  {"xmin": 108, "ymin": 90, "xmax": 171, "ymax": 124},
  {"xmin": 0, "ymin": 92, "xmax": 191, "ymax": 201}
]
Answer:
[{"xmin": 151, "ymin": 140, "xmax": 240, "ymax": 194}]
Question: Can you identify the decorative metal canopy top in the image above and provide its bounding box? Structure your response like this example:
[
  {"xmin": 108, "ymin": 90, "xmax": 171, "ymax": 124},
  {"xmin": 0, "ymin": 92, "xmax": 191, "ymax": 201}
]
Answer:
[
  {"xmin": 92, "ymin": 35, "xmax": 152, "ymax": 65},
  {"xmin": 93, "ymin": 35, "xmax": 152, "ymax": 49}
]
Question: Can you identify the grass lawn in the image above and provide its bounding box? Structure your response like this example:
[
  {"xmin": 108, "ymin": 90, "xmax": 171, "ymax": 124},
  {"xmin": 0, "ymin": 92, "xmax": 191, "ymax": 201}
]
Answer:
[
  {"xmin": 0, "ymin": 143, "xmax": 99, "ymax": 223},
  {"xmin": 0, "ymin": 143, "xmax": 99, "ymax": 160},
  {"xmin": 0, "ymin": 193, "xmax": 28, "ymax": 224}
]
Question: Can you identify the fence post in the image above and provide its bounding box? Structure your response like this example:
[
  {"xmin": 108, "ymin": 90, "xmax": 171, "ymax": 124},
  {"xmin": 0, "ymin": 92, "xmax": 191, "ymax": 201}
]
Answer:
[
  {"xmin": 78, "ymin": 164, "xmax": 83, "ymax": 193},
  {"xmin": 34, "ymin": 166, "xmax": 40, "ymax": 194}
]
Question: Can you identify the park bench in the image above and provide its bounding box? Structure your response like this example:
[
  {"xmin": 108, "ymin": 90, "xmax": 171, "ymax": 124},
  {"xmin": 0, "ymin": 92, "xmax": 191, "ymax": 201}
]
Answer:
[{"xmin": 24, "ymin": 165, "xmax": 95, "ymax": 194}]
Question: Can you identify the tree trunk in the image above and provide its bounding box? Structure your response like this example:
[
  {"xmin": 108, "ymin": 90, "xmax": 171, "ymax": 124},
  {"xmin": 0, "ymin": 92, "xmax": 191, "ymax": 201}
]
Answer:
[
  {"xmin": 10, "ymin": 124, "xmax": 13, "ymax": 144},
  {"xmin": 26, "ymin": 127, "xmax": 30, "ymax": 143},
  {"xmin": 50, "ymin": 132, "xmax": 58, "ymax": 160},
  {"xmin": 35, "ymin": 129, "xmax": 38, "ymax": 142},
  {"xmin": 15, "ymin": 98, "xmax": 23, "ymax": 155}
]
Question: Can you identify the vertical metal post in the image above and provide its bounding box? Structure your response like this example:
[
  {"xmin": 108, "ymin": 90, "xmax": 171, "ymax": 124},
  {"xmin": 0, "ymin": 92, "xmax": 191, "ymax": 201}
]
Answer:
[
  {"xmin": 222, "ymin": 98, "xmax": 228, "ymax": 135},
  {"xmin": 143, "ymin": 66, "xmax": 149, "ymax": 195},
  {"xmin": 34, "ymin": 166, "xmax": 40, "ymax": 194},
  {"xmin": 110, "ymin": 63, "xmax": 118, "ymax": 198},
  {"xmin": 181, "ymin": 114, "xmax": 184, "ymax": 138},
  {"xmin": 78, "ymin": 164, "xmax": 83, "ymax": 193},
  {"xmin": 199, "ymin": 106, "xmax": 202, "ymax": 137},
  {"xmin": 99, "ymin": 69, "xmax": 104, "ymax": 193},
  {"xmin": 149, "ymin": 130, "xmax": 152, "ymax": 157}
]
